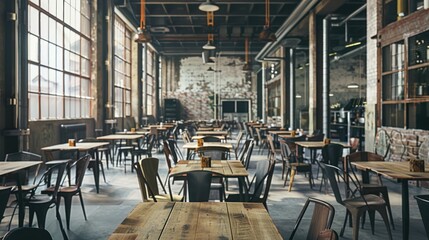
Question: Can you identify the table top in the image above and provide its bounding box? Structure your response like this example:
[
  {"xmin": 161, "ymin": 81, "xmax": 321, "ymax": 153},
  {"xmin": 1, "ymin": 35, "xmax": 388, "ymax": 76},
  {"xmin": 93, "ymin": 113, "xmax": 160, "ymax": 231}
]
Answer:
[
  {"xmin": 294, "ymin": 141, "xmax": 351, "ymax": 149},
  {"xmin": 196, "ymin": 131, "xmax": 229, "ymax": 136},
  {"xmin": 268, "ymin": 130, "xmax": 292, "ymax": 135},
  {"xmin": 192, "ymin": 135, "xmax": 225, "ymax": 140},
  {"xmin": 0, "ymin": 161, "xmax": 42, "ymax": 176},
  {"xmin": 97, "ymin": 134, "xmax": 145, "ymax": 140},
  {"xmin": 171, "ymin": 160, "xmax": 248, "ymax": 177},
  {"xmin": 41, "ymin": 142, "xmax": 110, "ymax": 151},
  {"xmin": 351, "ymin": 161, "xmax": 429, "ymax": 181},
  {"xmin": 109, "ymin": 202, "xmax": 282, "ymax": 240},
  {"xmin": 114, "ymin": 131, "xmax": 149, "ymax": 135},
  {"xmin": 198, "ymin": 127, "xmax": 214, "ymax": 131},
  {"xmin": 183, "ymin": 142, "xmax": 233, "ymax": 149}
]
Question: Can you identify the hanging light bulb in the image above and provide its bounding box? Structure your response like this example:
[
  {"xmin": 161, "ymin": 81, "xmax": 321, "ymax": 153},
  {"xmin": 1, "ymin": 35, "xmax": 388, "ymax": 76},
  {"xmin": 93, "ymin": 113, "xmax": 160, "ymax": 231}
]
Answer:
[
  {"xmin": 203, "ymin": 11, "xmax": 216, "ymax": 50},
  {"xmin": 259, "ymin": 0, "xmax": 277, "ymax": 42},
  {"xmin": 199, "ymin": 0, "xmax": 219, "ymax": 12},
  {"xmin": 134, "ymin": 0, "xmax": 151, "ymax": 43}
]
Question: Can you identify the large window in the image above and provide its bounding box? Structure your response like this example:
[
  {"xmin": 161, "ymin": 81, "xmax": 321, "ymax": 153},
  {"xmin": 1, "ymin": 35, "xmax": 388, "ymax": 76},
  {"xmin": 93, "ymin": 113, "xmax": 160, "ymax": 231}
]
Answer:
[
  {"xmin": 381, "ymin": 31, "xmax": 429, "ymax": 129},
  {"xmin": 146, "ymin": 48, "xmax": 155, "ymax": 116},
  {"xmin": 113, "ymin": 16, "xmax": 132, "ymax": 118},
  {"xmin": 28, "ymin": 0, "xmax": 92, "ymax": 120}
]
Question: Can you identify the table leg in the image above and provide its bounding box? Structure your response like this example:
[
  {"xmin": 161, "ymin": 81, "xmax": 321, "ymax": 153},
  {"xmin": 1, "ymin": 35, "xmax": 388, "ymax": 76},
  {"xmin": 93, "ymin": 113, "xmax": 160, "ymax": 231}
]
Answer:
[
  {"xmin": 15, "ymin": 172, "xmax": 25, "ymax": 227},
  {"xmin": 402, "ymin": 180, "xmax": 409, "ymax": 240},
  {"xmin": 95, "ymin": 151, "xmax": 100, "ymax": 193},
  {"xmin": 186, "ymin": 149, "xmax": 191, "ymax": 160},
  {"xmin": 238, "ymin": 177, "xmax": 248, "ymax": 201}
]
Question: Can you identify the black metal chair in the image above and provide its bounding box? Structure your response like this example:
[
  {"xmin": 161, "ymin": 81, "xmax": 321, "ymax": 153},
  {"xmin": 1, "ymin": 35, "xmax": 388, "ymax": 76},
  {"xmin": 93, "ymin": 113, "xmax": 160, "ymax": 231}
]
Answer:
[
  {"xmin": 0, "ymin": 186, "xmax": 11, "ymax": 224},
  {"xmin": 414, "ymin": 195, "xmax": 429, "ymax": 238},
  {"xmin": 186, "ymin": 170, "xmax": 214, "ymax": 202},
  {"xmin": 289, "ymin": 197, "xmax": 335, "ymax": 240},
  {"xmin": 2, "ymin": 227, "xmax": 53, "ymax": 240},
  {"xmin": 318, "ymin": 143, "xmax": 343, "ymax": 193}
]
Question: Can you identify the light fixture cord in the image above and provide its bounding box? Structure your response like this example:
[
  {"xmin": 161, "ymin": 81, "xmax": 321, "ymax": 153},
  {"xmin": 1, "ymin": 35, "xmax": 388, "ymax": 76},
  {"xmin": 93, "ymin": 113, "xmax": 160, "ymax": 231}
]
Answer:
[
  {"xmin": 245, "ymin": 37, "xmax": 249, "ymax": 63},
  {"xmin": 265, "ymin": 0, "xmax": 270, "ymax": 26},
  {"xmin": 207, "ymin": 11, "xmax": 214, "ymax": 41},
  {"xmin": 140, "ymin": 0, "xmax": 145, "ymax": 29}
]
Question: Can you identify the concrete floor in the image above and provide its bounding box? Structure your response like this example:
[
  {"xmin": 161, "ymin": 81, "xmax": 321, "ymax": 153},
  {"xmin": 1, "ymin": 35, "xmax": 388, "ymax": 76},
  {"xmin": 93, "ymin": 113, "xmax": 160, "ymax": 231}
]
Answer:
[{"xmin": 1, "ymin": 136, "xmax": 428, "ymax": 240}]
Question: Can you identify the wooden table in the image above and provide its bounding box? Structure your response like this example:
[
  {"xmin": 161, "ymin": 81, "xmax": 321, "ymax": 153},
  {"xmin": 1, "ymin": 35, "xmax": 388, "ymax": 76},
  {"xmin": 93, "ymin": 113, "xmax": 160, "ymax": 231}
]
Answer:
[
  {"xmin": 42, "ymin": 142, "xmax": 109, "ymax": 193},
  {"xmin": 97, "ymin": 134, "xmax": 146, "ymax": 141},
  {"xmin": 172, "ymin": 160, "xmax": 249, "ymax": 201},
  {"xmin": 352, "ymin": 161, "xmax": 429, "ymax": 240},
  {"xmin": 196, "ymin": 131, "xmax": 229, "ymax": 136},
  {"xmin": 109, "ymin": 202, "xmax": 282, "ymax": 240},
  {"xmin": 294, "ymin": 141, "xmax": 351, "ymax": 164},
  {"xmin": 183, "ymin": 142, "xmax": 233, "ymax": 160},
  {"xmin": 0, "ymin": 161, "xmax": 42, "ymax": 227}
]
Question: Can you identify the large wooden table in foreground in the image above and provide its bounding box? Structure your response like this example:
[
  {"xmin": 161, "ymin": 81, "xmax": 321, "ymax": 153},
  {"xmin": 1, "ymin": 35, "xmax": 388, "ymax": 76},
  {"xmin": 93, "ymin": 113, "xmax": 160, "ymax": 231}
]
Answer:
[
  {"xmin": 352, "ymin": 161, "xmax": 429, "ymax": 240},
  {"xmin": 109, "ymin": 202, "xmax": 283, "ymax": 240}
]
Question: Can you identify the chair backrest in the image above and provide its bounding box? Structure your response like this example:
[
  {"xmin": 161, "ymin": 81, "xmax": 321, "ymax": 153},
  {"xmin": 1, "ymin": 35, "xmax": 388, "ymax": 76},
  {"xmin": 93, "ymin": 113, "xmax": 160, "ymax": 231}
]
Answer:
[
  {"xmin": 168, "ymin": 139, "xmax": 183, "ymax": 163},
  {"xmin": 255, "ymin": 128, "xmax": 264, "ymax": 141},
  {"xmin": 182, "ymin": 130, "xmax": 192, "ymax": 143},
  {"xmin": 322, "ymin": 163, "xmax": 344, "ymax": 205},
  {"xmin": 187, "ymin": 170, "xmax": 213, "ymax": 202},
  {"xmin": 5, "ymin": 151, "xmax": 42, "ymax": 162},
  {"xmin": 139, "ymin": 158, "xmax": 161, "ymax": 196},
  {"xmin": 238, "ymin": 139, "xmax": 252, "ymax": 163},
  {"xmin": 35, "ymin": 161, "xmax": 68, "ymax": 201},
  {"xmin": 250, "ymin": 160, "xmax": 275, "ymax": 206},
  {"xmin": 235, "ymin": 131, "xmax": 244, "ymax": 151},
  {"xmin": 414, "ymin": 195, "xmax": 429, "ymax": 238},
  {"xmin": 5, "ymin": 151, "xmax": 42, "ymax": 184},
  {"xmin": 0, "ymin": 187, "xmax": 11, "ymax": 223},
  {"xmin": 243, "ymin": 140, "xmax": 255, "ymax": 170},
  {"xmin": 289, "ymin": 197, "xmax": 336, "ymax": 240},
  {"xmin": 197, "ymin": 146, "xmax": 229, "ymax": 160},
  {"xmin": 3, "ymin": 227, "xmax": 53, "ymax": 240},
  {"xmin": 202, "ymin": 136, "xmax": 222, "ymax": 142},
  {"xmin": 307, "ymin": 134, "xmax": 325, "ymax": 142},
  {"xmin": 321, "ymin": 143, "xmax": 344, "ymax": 167},
  {"xmin": 163, "ymin": 140, "xmax": 174, "ymax": 171},
  {"xmin": 72, "ymin": 154, "xmax": 91, "ymax": 188}
]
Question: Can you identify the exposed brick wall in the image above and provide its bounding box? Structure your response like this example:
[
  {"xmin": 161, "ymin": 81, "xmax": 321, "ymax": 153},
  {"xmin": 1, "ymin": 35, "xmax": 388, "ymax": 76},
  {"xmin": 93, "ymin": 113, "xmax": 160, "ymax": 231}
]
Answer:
[{"xmin": 164, "ymin": 56, "xmax": 257, "ymax": 121}]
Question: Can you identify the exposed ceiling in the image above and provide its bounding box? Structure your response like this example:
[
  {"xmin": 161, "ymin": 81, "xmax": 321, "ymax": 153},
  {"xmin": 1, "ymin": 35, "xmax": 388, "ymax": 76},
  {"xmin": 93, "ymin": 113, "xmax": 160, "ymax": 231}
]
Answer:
[{"xmin": 115, "ymin": 0, "xmax": 367, "ymax": 58}]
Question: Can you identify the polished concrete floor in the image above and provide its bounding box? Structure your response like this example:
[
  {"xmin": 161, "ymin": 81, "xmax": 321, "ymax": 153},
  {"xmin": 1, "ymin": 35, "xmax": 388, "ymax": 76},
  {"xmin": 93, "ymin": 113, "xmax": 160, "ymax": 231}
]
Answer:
[{"xmin": 1, "ymin": 135, "xmax": 428, "ymax": 240}]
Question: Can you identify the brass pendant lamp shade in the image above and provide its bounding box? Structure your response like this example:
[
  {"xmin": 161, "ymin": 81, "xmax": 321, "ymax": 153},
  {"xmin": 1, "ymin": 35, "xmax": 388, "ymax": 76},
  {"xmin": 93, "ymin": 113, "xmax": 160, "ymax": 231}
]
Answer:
[
  {"xmin": 134, "ymin": 0, "xmax": 152, "ymax": 43},
  {"xmin": 259, "ymin": 0, "xmax": 277, "ymax": 42},
  {"xmin": 199, "ymin": 0, "xmax": 219, "ymax": 12}
]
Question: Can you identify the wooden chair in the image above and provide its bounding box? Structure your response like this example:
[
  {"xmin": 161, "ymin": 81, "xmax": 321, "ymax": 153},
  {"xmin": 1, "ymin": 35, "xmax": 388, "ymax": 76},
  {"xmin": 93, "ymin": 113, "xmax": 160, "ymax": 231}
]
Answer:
[
  {"xmin": 227, "ymin": 160, "xmax": 275, "ymax": 210},
  {"xmin": 289, "ymin": 197, "xmax": 336, "ymax": 240},
  {"xmin": 41, "ymin": 154, "xmax": 91, "ymax": 229},
  {"xmin": 3, "ymin": 227, "xmax": 53, "ymax": 240},
  {"xmin": 255, "ymin": 128, "xmax": 268, "ymax": 153},
  {"xmin": 133, "ymin": 158, "xmax": 182, "ymax": 202},
  {"xmin": 414, "ymin": 195, "xmax": 429, "ymax": 238},
  {"xmin": 280, "ymin": 140, "xmax": 313, "ymax": 191},
  {"xmin": 323, "ymin": 163, "xmax": 392, "ymax": 240},
  {"xmin": 345, "ymin": 151, "xmax": 395, "ymax": 230},
  {"xmin": 130, "ymin": 134, "xmax": 155, "ymax": 173},
  {"xmin": 317, "ymin": 229, "xmax": 339, "ymax": 240}
]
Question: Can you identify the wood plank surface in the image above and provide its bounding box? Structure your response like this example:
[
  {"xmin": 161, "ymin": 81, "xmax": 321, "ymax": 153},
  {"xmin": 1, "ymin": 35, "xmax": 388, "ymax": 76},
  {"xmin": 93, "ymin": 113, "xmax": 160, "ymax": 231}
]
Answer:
[
  {"xmin": 183, "ymin": 142, "xmax": 233, "ymax": 150},
  {"xmin": 159, "ymin": 202, "xmax": 200, "ymax": 240},
  {"xmin": 109, "ymin": 202, "xmax": 174, "ymax": 240},
  {"xmin": 352, "ymin": 161, "xmax": 429, "ymax": 180},
  {"xmin": 41, "ymin": 142, "xmax": 109, "ymax": 151},
  {"xmin": 171, "ymin": 160, "xmax": 248, "ymax": 177},
  {"xmin": 97, "ymin": 134, "xmax": 145, "ymax": 141},
  {"xmin": 194, "ymin": 202, "xmax": 232, "ymax": 240},
  {"xmin": 0, "ymin": 161, "xmax": 42, "ymax": 176},
  {"xmin": 295, "ymin": 141, "xmax": 350, "ymax": 149}
]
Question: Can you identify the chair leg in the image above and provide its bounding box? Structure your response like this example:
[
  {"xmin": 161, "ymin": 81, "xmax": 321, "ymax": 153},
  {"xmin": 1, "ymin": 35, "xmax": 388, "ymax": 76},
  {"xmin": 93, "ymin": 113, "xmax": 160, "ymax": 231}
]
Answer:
[
  {"xmin": 288, "ymin": 169, "xmax": 296, "ymax": 192},
  {"xmin": 283, "ymin": 168, "xmax": 290, "ymax": 187},
  {"xmin": 78, "ymin": 190, "xmax": 87, "ymax": 221},
  {"xmin": 341, "ymin": 210, "xmax": 349, "ymax": 237},
  {"xmin": 281, "ymin": 161, "xmax": 285, "ymax": 180},
  {"xmin": 34, "ymin": 205, "xmax": 49, "ymax": 229},
  {"xmin": 368, "ymin": 210, "xmax": 376, "ymax": 234},
  {"xmin": 377, "ymin": 207, "xmax": 393, "ymax": 240},
  {"xmin": 351, "ymin": 210, "xmax": 362, "ymax": 240},
  {"xmin": 28, "ymin": 206, "xmax": 35, "ymax": 227},
  {"xmin": 99, "ymin": 162, "xmax": 106, "ymax": 183},
  {"xmin": 62, "ymin": 194, "xmax": 73, "ymax": 230}
]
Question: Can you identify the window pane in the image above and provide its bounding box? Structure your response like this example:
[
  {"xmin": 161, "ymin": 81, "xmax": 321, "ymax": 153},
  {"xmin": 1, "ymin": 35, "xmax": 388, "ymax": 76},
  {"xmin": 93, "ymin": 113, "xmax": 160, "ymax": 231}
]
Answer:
[
  {"xmin": 409, "ymin": 30, "xmax": 429, "ymax": 66},
  {"xmin": 40, "ymin": 13, "xmax": 49, "ymax": 40},
  {"xmin": 40, "ymin": 39, "xmax": 48, "ymax": 66},
  {"xmin": 40, "ymin": 67, "xmax": 49, "ymax": 93},
  {"xmin": 28, "ymin": 6, "xmax": 39, "ymax": 35},
  {"xmin": 382, "ymin": 72, "xmax": 405, "ymax": 101},
  {"xmin": 28, "ymin": 34, "xmax": 39, "ymax": 62},
  {"xmin": 382, "ymin": 41, "xmax": 405, "ymax": 72},
  {"xmin": 41, "ymin": 95, "xmax": 49, "ymax": 119},
  {"xmin": 382, "ymin": 104, "xmax": 404, "ymax": 128},
  {"xmin": 29, "ymin": 93, "xmax": 39, "ymax": 120},
  {"xmin": 408, "ymin": 66, "xmax": 429, "ymax": 98},
  {"xmin": 28, "ymin": 64, "xmax": 39, "ymax": 92}
]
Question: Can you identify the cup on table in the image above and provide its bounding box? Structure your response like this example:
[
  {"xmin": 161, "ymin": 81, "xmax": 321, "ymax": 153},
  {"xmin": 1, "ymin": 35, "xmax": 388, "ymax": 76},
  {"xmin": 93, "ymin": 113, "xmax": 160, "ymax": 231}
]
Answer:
[
  {"xmin": 131, "ymin": 128, "xmax": 136, "ymax": 133},
  {"xmin": 197, "ymin": 138, "xmax": 204, "ymax": 147},
  {"xmin": 68, "ymin": 139, "xmax": 76, "ymax": 147}
]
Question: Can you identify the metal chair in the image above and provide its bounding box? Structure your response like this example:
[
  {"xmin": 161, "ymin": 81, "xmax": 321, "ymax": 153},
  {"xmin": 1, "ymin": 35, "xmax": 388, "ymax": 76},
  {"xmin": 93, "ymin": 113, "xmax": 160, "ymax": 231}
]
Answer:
[
  {"xmin": 2, "ymin": 227, "xmax": 53, "ymax": 240},
  {"xmin": 289, "ymin": 197, "xmax": 336, "ymax": 240},
  {"xmin": 323, "ymin": 163, "xmax": 392, "ymax": 240},
  {"xmin": 0, "ymin": 186, "xmax": 11, "ymax": 224},
  {"xmin": 414, "ymin": 195, "xmax": 429, "ymax": 238},
  {"xmin": 318, "ymin": 143, "xmax": 343, "ymax": 193},
  {"xmin": 186, "ymin": 170, "xmax": 215, "ymax": 202}
]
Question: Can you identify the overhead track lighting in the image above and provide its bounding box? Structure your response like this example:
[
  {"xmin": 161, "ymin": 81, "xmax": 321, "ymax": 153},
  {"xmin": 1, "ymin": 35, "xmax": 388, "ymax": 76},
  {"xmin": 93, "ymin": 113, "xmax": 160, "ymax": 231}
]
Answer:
[
  {"xmin": 199, "ymin": 0, "xmax": 219, "ymax": 12},
  {"xmin": 134, "ymin": 0, "xmax": 151, "ymax": 43},
  {"xmin": 347, "ymin": 83, "xmax": 359, "ymax": 89},
  {"xmin": 259, "ymin": 0, "xmax": 277, "ymax": 42}
]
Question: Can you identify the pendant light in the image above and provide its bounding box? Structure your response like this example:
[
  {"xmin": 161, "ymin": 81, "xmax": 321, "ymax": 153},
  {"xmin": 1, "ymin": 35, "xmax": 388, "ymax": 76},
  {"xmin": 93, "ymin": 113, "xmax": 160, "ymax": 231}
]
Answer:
[
  {"xmin": 203, "ymin": 11, "xmax": 216, "ymax": 50},
  {"xmin": 134, "ymin": 0, "xmax": 151, "ymax": 43},
  {"xmin": 242, "ymin": 37, "xmax": 252, "ymax": 72},
  {"xmin": 199, "ymin": 0, "xmax": 219, "ymax": 12},
  {"xmin": 259, "ymin": 0, "xmax": 277, "ymax": 42}
]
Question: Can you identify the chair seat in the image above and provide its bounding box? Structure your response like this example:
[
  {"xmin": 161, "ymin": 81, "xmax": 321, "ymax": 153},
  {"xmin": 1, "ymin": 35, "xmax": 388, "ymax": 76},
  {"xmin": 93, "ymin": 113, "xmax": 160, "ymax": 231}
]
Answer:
[
  {"xmin": 343, "ymin": 194, "xmax": 386, "ymax": 208},
  {"xmin": 43, "ymin": 186, "xmax": 79, "ymax": 194},
  {"xmin": 26, "ymin": 194, "xmax": 54, "ymax": 204},
  {"xmin": 11, "ymin": 184, "xmax": 37, "ymax": 193},
  {"xmin": 290, "ymin": 162, "xmax": 312, "ymax": 170},
  {"xmin": 147, "ymin": 194, "xmax": 183, "ymax": 202}
]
